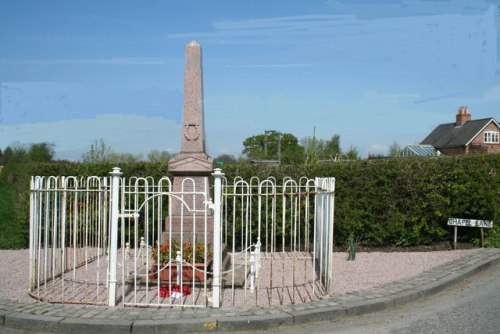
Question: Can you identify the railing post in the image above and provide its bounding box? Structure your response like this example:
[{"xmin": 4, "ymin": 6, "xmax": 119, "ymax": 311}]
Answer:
[
  {"xmin": 211, "ymin": 168, "xmax": 224, "ymax": 308},
  {"xmin": 108, "ymin": 167, "xmax": 122, "ymax": 307},
  {"xmin": 28, "ymin": 176, "xmax": 38, "ymax": 291},
  {"xmin": 176, "ymin": 250, "xmax": 182, "ymax": 285}
]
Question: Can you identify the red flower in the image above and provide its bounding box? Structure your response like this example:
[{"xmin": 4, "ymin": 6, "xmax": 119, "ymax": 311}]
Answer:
[
  {"xmin": 151, "ymin": 239, "xmax": 212, "ymax": 264},
  {"xmin": 157, "ymin": 284, "xmax": 192, "ymax": 298}
]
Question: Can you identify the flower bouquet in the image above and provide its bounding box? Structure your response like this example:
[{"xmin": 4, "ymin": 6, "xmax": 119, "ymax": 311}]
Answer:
[{"xmin": 150, "ymin": 239, "xmax": 213, "ymax": 283}]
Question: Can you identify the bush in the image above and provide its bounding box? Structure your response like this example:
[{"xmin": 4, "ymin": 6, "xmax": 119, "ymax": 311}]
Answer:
[{"xmin": 0, "ymin": 154, "xmax": 498, "ymax": 249}]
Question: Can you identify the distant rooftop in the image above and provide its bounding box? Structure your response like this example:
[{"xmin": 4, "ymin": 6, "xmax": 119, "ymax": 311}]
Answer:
[
  {"xmin": 401, "ymin": 145, "xmax": 441, "ymax": 157},
  {"xmin": 421, "ymin": 118, "xmax": 495, "ymax": 148}
]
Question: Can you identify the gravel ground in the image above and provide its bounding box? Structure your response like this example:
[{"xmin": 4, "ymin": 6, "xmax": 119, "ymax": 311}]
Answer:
[{"xmin": 0, "ymin": 248, "xmax": 478, "ymax": 306}]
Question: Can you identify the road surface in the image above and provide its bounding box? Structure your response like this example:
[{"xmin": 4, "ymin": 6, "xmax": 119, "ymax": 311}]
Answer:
[{"xmin": 234, "ymin": 261, "xmax": 500, "ymax": 334}]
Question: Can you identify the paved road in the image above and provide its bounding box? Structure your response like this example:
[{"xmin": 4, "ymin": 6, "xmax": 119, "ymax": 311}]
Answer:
[{"xmin": 234, "ymin": 261, "xmax": 500, "ymax": 334}]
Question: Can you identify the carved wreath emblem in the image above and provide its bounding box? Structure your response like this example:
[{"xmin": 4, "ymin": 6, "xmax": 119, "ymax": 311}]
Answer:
[{"xmin": 184, "ymin": 123, "xmax": 200, "ymax": 141}]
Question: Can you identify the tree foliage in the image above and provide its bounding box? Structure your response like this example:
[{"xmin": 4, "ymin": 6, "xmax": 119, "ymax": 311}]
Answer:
[
  {"xmin": 0, "ymin": 143, "xmax": 54, "ymax": 164},
  {"xmin": 242, "ymin": 130, "xmax": 305, "ymax": 165},
  {"xmin": 81, "ymin": 139, "xmax": 113, "ymax": 163},
  {"xmin": 147, "ymin": 150, "xmax": 173, "ymax": 163},
  {"xmin": 301, "ymin": 134, "xmax": 342, "ymax": 164},
  {"xmin": 388, "ymin": 141, "xmax": 402, "ymax": 157},
  {"xmin": 344, "ymin": 145, "xmax": 360, "ymax": 160},
  {"xmin": 28, "ymin": 143, "xmax": 55, "ymax": 162},
  {"xmin": 81, "ymin": 139, "xmax": 144, "ymax": 164}
]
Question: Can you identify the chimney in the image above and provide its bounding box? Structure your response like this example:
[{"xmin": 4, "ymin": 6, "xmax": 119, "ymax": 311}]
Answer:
[{"xmin": 456, "ymin": 106, "xmax": 471, "ymax": 126}]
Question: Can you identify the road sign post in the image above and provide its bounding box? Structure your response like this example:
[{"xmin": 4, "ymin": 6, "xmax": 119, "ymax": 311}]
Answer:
[{"xmin": 447, "ymin": 218, "xmax": 493, "ymax": 249}]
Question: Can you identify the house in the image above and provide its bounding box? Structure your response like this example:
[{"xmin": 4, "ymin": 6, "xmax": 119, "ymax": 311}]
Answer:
[{"xmin": 420, "ymin": 107, "xmax": 500, "ymax": 155}]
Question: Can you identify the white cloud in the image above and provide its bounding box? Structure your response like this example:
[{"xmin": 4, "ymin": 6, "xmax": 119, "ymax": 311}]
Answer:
[
  {"xmin": 0, "ymin": 114, "xmax": 181, "ymax": 161},
  {"xmin": 367, "ymin": 144, "xmax": 389, "ymax": 154}
]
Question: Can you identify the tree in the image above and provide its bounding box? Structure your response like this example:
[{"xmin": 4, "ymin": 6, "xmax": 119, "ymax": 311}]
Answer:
[
  {"xmin": 5, "ymin": 144, "xmax": 27, "ymax": 163},
  {"xmin": 242, "ymin": 130, "xmax": 305, "ymax": 165},
  {"xmin": 0, "ymin": 143, "xmax": 54, "ymax": 164},
  {"xmin": 1, "ymin": 146, "xmax": 13, "ymax": 164},
  {"xmin": 82, "ymin": 139, "xmax": 148, "ymax": 164},
  {"xmin": 324, "ymin": 135, "xmax": 341, "ymax": 158},
  {"xmin": 147, "ymin": 150, "xmax": 172, "ymax": 163},
  {"xmin": 108, "ymin": 152, "xmax": 143, "ymax": 164},
  {"xmin": 242, "ymin": 134, "xmax": 267, "ymax": 161},
  {"xmin": 301, "ymin": 133, "xmax": 342, "ymax": 164},
  {"xmin": 28, "ymin": 143, "xmax": 54, "ymax": 162},
  {"xmin": 82, "ymin": 139, "xmax": 113, "ymax": 163},
  {"xmin": 344, "ymin": 145, "xmax": 360, "ymax": 160},
  {"xmin": 301, "ymin": 136, "xmax": 321, "ymax": 165},
  {"xmin": 388, "ymin": 141, "xmax": 402, "ymax": 157}
]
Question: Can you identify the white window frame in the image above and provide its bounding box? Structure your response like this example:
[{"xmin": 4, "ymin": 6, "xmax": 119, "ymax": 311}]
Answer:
[{"xmin": 484, "ymin": 131, "xmax": 499, "ymax": 144}]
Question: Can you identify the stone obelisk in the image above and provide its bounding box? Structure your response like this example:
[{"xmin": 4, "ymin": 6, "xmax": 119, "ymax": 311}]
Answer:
[{"xmin": 167, "ymin": 40, "xmax": 214, "ymax": 241}]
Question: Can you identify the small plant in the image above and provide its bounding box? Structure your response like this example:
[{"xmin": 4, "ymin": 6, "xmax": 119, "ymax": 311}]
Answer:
[
  {"xmin": 346, "ymin": 233, "xmax": 362, "ymax": 261},
  {"xmin": 151, "ymin": 239, "xmax": 213, "ymax": 265}
]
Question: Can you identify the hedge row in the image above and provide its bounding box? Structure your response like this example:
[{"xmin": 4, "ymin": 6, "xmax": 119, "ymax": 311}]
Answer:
[
  {"xmin": 0, "ymin": 162, "xmax": 171, "ymax": 248},
  {"xmin": 0, "ymin": 155, "xmax": 498, "ymax": 249},
  {"xmin": 223, "ymin": 155, "xmax": 500, "ymax": 248}
]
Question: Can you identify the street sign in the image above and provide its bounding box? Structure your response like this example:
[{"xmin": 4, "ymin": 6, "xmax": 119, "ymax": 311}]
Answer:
[
  {"xmin": 447, "ymin": 218, "xmax": 493, "ymax": 229},
  {"xmin": 448, "ymin": 218, "xmax": 494, "ymax": 249}
]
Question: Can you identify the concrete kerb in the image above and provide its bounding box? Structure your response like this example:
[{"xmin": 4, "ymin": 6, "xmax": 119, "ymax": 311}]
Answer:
[
  {"xmin": 217, "ymin": 312, "xmax": 294, "ymax": 332},
  {"xmin": 59, "ymin": 318, "xmax": 134, "ymax": 334},
  {"xmin": 132, "ymin": 318, "xmax": 218, "ymax": 334},
  {"xmin": 4, "ymin": 312, "xmax": 64, "ymax": 333},
  {"xmin": 345, "ymin": 297, "xmax": 395, "ymax": 317},
  {"xmin": 286, "ymin": 304, "xmax": 347, "ymax": 324},
  {"xmin": 1, "ymin": 249, "xmax": 499, "ymax": 333},
  {"xmin": 420, "ymin": 271, "xmax": 465, "ymax": 297}
]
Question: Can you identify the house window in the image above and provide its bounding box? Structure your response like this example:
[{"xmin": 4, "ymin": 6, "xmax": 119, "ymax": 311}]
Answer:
[{"xmin": 484, "ymin": 131, "xmax": 499, "ymax": 144}]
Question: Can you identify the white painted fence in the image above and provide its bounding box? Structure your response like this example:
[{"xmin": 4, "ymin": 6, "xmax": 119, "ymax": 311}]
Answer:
[
  {"xmin": 29, "ymin": 175, "xmax": 110, "ymax": 304},
  {"xmin": 29, "ymin": 168, "xmax": 335, "ymax": 308}
]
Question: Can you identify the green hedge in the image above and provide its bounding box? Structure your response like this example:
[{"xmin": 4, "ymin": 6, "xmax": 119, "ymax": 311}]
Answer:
[
  {"xmin": 0, "ymin": 162, "xmax": 172, "ymax": 249},
  {"xmin": 222, "ymin": 155, "xmax": 500, "ymax": 248},
  {"xmin": 1, "ymin": 155, "xmax": 498, "ymax": 249}
]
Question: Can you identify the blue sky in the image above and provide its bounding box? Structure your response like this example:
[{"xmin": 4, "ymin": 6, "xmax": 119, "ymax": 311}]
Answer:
[{"xmin": 1, "ymin": 0, "xmax": 499, "ymax": 160}]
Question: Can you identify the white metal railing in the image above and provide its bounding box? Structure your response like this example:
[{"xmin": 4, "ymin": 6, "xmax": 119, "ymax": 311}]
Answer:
[
  {"xmin": 314, "ymin": 177, "xmax": 335, "ymax": 293},
  {"xmin": 29, "ymin": 175, "xmax": 110, "ymax": 304},
  {"xmin": 29, "ymin": 168, "xmax": 335, "ymax": 308},
  {"xmin": 220, "ymin": 175, "xmax": 335, "ymax": 306}
]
